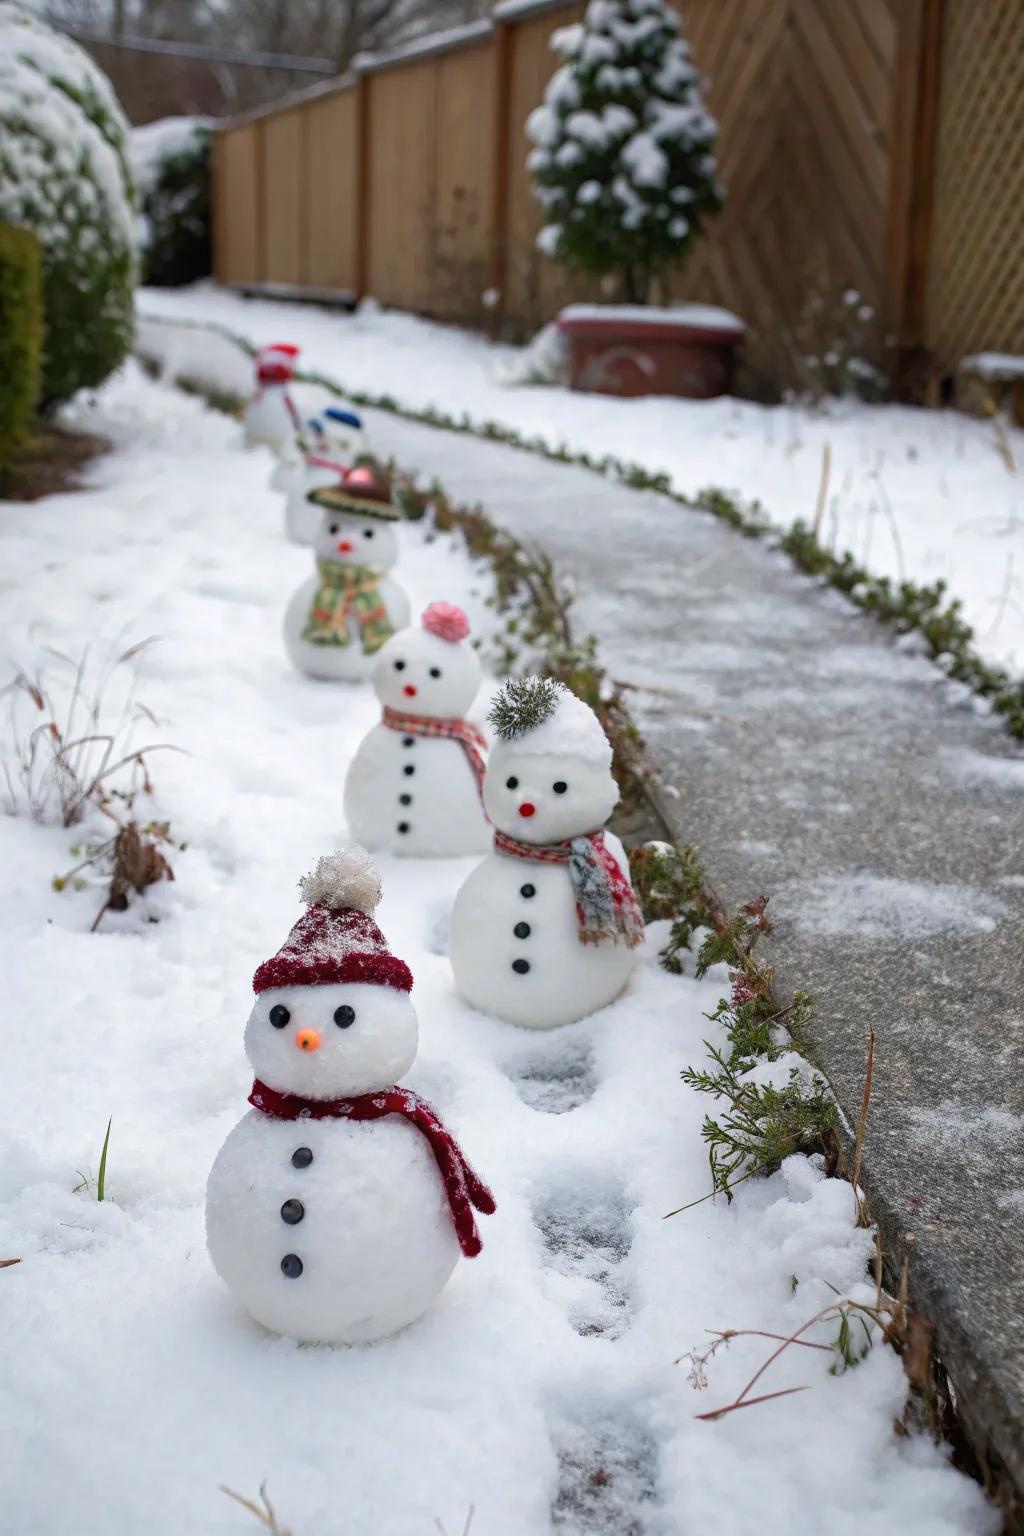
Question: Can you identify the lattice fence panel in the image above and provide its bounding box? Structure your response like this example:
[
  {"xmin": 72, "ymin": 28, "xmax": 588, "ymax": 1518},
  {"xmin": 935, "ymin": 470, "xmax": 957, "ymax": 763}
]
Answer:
[{"xmin": 924, "ymin": 0, "xmax": 1024, "ymax": 372}]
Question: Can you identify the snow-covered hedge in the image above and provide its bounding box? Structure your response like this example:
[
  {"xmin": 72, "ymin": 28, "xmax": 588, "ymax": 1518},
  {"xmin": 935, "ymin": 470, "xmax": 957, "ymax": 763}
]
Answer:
[
  {"xmin": 527, "ymin": 0, "xmax": 722, "ymax": 304},
  {"xmin": 0, "ymin": 223, "xmax": 42, "ymax": 467},
  {"xmin": 0, "ymin": 4, "xmax": 135, "ymax": 407},
  {"xmin": 132, "ymin": 116, "xmax": 212, "ymax": 288}
]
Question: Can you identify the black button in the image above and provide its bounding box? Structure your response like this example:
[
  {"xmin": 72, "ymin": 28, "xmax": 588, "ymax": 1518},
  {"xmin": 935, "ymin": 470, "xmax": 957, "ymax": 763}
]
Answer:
[
  {"xmin": 520, "ymin": 884, "xmax": 536, "ymax": 899},
  {"xmin": 397, "ymin": 821, "xmax": 410, "ymax": 834},
  {"xmin": 512, "ymin": 958, "xmax": 530, "ymax": 975},
  {"xmin": 403, "ymin": 764, "xmax": 415, "ymax": 777},
  {"xmin": 403, "ymin": 736, "xmax": 415, "ymax": 747},
  {"xmin": 399, "ymin": 793, "xmax": 412, "ymax": 806},
  {"xmin": 281, "ymin": 1253, "xmax": 303, "ymax": 1278},
  {"xmin": 281, "ymin": 1199, "xmax": 304, "ymax": 1225},
  {"xmin": 514, "ymin": 921, "xmax": 531, "ymax": 939},
  {"xmin": 291, "ymin": 1146, "xmax": 313, "ymax": 1168}
]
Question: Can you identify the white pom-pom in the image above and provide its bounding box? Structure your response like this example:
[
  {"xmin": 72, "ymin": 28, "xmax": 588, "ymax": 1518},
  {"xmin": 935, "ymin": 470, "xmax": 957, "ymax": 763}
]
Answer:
[{"xmin": 299, "ymin": 848, "xmax": 381, "ymax": 913}]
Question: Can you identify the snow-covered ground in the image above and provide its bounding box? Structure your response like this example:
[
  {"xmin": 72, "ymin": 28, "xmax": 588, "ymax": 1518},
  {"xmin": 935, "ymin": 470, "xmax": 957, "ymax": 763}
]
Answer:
[
  {"xmin": 139, "ymin": 284, "xmax": 1024, "ymax": 681},
  {"xmin": 0, "ymin": 362, "xmax": 997, "ymax": 1535}
]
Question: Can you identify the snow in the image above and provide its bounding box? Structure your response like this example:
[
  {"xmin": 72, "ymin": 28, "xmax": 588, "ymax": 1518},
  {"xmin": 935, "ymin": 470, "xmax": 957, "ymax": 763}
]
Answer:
[
  {"xmin": 0, "ymin": 356, "xmax": 998, "ymax": 1534},
  {"xmin": 559, "ymin": 301, "xmax": 744, "ymax": 331},
  {"xmin": 139, "ymin": 287, "xmax": 1024, "ymax": 681},
  {"xmin": 961, "ymin": 352, "xmax": 1024, "ymax": 382},
  {"xmin": 788, "ymin": 874, "xmax": 1009, "ymax": 940}
]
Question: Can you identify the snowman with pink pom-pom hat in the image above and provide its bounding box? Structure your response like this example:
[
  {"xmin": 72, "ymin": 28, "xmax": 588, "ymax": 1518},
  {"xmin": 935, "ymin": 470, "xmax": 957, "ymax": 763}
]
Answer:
[{"xmin": 344, "ymin": 602, "xmax": 491, "ymax": 857}]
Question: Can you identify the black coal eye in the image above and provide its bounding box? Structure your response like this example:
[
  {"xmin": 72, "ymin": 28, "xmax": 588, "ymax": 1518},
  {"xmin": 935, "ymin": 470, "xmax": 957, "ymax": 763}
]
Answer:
[
  {"xmin": 334, "ymin": 1005, "xmax": 356, "ymax": 1028},
  {"xmin": 429, "ymin": 667, "xmax": 441, "ymax": 679},
  {"xmin": 553, "ymin": 781, "xmax": 568, "ymax": 794},
  {"xmin": 394, "ymin": 659, "xmax": 406, "ymax": 672},
  {"xmin": 363, "ymin": 528, "xmax": 375, "ymax": 539},
  {"xmin": 269, "ymin": 1004, "xmax": 290, "ymax": 1029},
  {"xmin": 328, "ymin": 522, "xmax": 339, "ymax": 535},
  {"xmin": 506, "ymin": 776, "xmax": 519, "ymax": 790}
]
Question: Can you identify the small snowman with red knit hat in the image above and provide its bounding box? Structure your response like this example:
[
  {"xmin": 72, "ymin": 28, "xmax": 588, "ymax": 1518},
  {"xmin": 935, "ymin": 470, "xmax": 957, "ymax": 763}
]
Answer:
[
  {"xmin": 344, "ymin": 602, "xmax": 491, "ymax": 857},
  {"xmin": 283, "ymin": 464, "xmax": 411, "ymax": 682},
  {"xmin": 206, "ymin": 849, "xmax": 495, "ymax": 1345},
  {"xmin": 450, "ymin": 677, "xmax": 644, "ymax": 1028},
  {"xmin": 243, "ymin": 343, "xmax": 301, "ymax": 453}
]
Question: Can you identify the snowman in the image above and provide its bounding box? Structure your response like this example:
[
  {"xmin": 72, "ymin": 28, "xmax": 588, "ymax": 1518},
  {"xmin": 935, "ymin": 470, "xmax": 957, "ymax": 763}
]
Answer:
[
  {"xmin": 283, "ymin": 465, "xmax": 410, "ymax": 682},
  {"xmin": 206, "ymin": 849, "xmax": 495, "ymax": 1345},
  {"xmin": 243, "ymin": 343, "xmax": 301, "ymax": 452},
  {"xmin": 449, "ymin": 677, "xmax": 644, "ymax": 1029},
  {"xmin": 270, "ymin": 415, "xmax": 328, "ymax": 499},
  {"xmin": 322, "ymin": 404, "xmax": 369, "ymax": 465},
  {"xmin": 283, "ymin": 433, "xmax": 346, "ymax": 546},
  {"xmin": 344, "ymin": 602, "xmax": 491, "ymax": 857}
]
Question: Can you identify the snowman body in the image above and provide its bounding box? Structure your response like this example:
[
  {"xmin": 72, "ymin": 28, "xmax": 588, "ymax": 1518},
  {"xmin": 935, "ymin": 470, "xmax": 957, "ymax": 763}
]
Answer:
[
  {"xmin": 345, "ymin": 613, "xmax": 490, "ymax": 856},
  {"xmin": 284, "ymin": 505, "xmax": 409, "ymax": 682},
  {"xmin": 450, "ymin": 828, "xmax": 634, "ymax": 1029},
  {"xmin": 207, "ymin": 1107, "xmax": 459, "ymax": 1345},
  {"xmin": 450, "ymin": 685, "xmax": 641, "ymax": 1029},
  {"xmin": 285, "ymin": 459, "xmax": 341, "ymax": 545},
  {"xmin": 244, "ymin": 381, "xmax": 296, "ymax": 454}
]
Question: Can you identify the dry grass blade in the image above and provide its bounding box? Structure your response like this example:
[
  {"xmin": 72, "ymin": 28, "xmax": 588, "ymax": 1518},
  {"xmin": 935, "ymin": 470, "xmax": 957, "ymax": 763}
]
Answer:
[
  {"xmin": 220, "ymin": 1482, "xmax": 293, "ymax": 1535},
  {"xmin": 1, "ymin": 1258, "xmax": 22, "ymax": 1269},
  {"xmin": 812, "ymin": 441, "xmax": 831, "ymax": 541},
  {"xmin": 696, "ymin": 1385, "xmax": 810, "ymax": 1421},
  {"xmin": 435, "ymin": 1508, "xmax": 475, "ymax": 1536},
  {"xmin": 851, "ymin": 1026, "xmax": 875, "ymax": 1223}
]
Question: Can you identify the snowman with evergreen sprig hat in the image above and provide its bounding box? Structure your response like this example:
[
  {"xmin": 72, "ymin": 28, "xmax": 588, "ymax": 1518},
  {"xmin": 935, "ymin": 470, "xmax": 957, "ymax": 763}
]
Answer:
[
  {"xmin": 206, "ymin": 849, "xmax": 495, "ymax": 1344},
  {"xmin": 450, "ymin": 677, "xmax": 644, "ymax": 1028},
  {"xmin": 244, "ymin": 343, "xmax": 301, "ymax": 453},
  {"xmin": 283, "ymin": 465, "xmax": 410, "ymax": 682}
]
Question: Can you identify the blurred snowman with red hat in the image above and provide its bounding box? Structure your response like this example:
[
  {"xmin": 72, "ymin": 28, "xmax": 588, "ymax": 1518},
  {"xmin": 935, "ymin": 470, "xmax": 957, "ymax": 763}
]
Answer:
[{"xmin": 244, "ymin": 342, "xmax": 301, "ymax": 452}]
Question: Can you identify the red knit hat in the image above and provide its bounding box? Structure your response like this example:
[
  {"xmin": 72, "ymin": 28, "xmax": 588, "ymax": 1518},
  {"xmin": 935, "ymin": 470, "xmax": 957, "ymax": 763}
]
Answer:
[{"xmin": 253, "ymin": 849, "xmax": 412, "ymax": 995}]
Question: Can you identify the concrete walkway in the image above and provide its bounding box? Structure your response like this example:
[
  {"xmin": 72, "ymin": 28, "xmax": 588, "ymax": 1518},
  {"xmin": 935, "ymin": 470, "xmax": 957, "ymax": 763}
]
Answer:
[{"xmin": 366, "ymin": 406, "xmax": 1024, "ymax": 1511}]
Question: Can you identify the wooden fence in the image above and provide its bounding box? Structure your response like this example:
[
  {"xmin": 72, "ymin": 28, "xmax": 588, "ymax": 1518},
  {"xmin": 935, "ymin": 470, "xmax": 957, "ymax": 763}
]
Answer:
[{"xmin": 211, "ymin": 0, "xmax": 1024, "ymax": 393}]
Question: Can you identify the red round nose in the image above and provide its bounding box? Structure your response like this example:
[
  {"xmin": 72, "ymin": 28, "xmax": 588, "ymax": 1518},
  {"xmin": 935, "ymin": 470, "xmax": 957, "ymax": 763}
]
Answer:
[
  {"xmin": 519, "ymin": 802, "xmax": 536, "ymax": 818},
  {"xmin": 338, "ymin": 540, "xmax": 354, "ymax": 553},
  {"xmin": 403, "ymin": 684, "xmax": 417, "ymax": 698}
]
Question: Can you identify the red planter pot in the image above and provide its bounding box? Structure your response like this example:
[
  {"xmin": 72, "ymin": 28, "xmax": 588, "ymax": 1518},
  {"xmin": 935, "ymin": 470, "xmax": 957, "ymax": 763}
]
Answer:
[{"xmin": 556, "ymin": 304, "xmax": 745, "ymax": 400}]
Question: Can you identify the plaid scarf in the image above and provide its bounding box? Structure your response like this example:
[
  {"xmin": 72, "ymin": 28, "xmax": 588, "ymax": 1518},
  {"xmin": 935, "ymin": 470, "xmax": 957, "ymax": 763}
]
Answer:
[
  {"xmin": 494, "ymin": 828, "xmax": 644, "ymax": 950},
  {"xmin": 302, "ymin": 560, "xmax": 394, "ymax": 653},
  {"xmin": 249, "ymin": 1080, "xmax": 495, "ymax": 1257},
  {"xmin": 382, "ymin": 706, "xmax": 487, "ymax": 800}
]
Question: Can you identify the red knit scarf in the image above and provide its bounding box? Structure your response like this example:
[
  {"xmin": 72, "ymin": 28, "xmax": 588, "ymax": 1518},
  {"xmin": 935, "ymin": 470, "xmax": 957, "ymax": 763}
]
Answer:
[
  {"xmin": 382, "ymin": 706, "xmax": 487, "ymax": 800},
  {"xmin": 248, "ymin": 1080, "xmax": 495, "ymax": 1257},
  {"xmin": 494, "ymin": 828, "xmax": 644, "ymax": 949}
]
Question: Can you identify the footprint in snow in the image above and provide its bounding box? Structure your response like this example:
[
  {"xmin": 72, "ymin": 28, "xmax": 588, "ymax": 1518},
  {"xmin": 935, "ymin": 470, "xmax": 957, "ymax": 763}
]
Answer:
[{"xmin": 534, "ymin": 1181, "xmax": 635, "ymax": 1340}]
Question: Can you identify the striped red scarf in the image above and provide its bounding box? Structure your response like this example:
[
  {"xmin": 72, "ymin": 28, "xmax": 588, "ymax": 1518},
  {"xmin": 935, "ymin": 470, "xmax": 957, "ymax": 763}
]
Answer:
[
  {"xmin": 249, "ymin": 1080, "xmax": 495, "ymax": 1257},
  {"xmin": 382, "ymin": 706, "xmax": 487, "ymax": 799},
  {"xmin": 494, "ymin": 828, "xmax": 644, "ymax": 949}
]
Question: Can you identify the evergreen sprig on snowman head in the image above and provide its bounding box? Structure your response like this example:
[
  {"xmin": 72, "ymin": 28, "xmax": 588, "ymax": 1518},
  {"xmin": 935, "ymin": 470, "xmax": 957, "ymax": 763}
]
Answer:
[{"xmin": 526, "ymin": 0, "xmax": 722, "ymax": 305}]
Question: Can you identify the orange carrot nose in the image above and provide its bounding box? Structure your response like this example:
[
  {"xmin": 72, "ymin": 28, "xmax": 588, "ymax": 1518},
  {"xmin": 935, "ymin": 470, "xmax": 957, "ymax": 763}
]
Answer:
[{"xmin": 295, "ymin": 1028, "xmax": 321, "ymax": 1053}]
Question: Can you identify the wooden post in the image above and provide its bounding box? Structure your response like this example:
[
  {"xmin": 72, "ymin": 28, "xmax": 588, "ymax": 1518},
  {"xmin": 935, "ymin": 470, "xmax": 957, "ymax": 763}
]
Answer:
[
  {"xmin": 354, "ymin": 71, "xmax": 372, "ymax": 299},
  {"xmin": 489, "ymin": 17, "xmax": 515, "ymax": 334},
  {"xmin": 883, "ymin": 0, "xmax": 944, "ymax": 399}
]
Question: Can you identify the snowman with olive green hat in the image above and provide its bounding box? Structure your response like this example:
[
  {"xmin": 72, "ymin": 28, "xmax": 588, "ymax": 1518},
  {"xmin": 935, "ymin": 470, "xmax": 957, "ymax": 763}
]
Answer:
[
  {"xmin": 283, "ymin": 465, "xmax": 410, "ymax": 682},
  {"xmin": 206, "ymin": 849, "xmax": 495, "ymax": 1344},
  {"xmin": 450, "ymin": 677, "xmax": 644, "ymax": 1028}
]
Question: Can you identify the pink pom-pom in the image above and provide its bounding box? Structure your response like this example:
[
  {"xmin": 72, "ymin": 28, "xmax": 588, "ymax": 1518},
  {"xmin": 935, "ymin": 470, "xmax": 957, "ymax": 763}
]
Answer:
[
  {"xmin": 346, "ymin": 465, "xmax": 375, "ymax": 486},
  {"xmin": 422, "ymin": 602, "xmax": 470, "ymax": 644}
]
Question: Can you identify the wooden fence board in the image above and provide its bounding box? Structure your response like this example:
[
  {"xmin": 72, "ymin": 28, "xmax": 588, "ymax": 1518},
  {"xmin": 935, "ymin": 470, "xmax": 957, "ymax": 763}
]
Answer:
[
  {"xmin": 306, "ymin": 88, "xmax": 359, "ymax": 292},
  {"xmin": 263, "ymin": 110, "xmax": 304, "ymax": 285}
]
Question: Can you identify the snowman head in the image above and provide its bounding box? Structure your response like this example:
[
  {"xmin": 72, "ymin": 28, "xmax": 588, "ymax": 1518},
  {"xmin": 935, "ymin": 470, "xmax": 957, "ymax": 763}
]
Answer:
[
  {"xmin": 484, "ymin": 677, "xmax": 618, "ymax": 844},
  {"xmin": 373, "ymin": 602, "xmax": 481, "ymax": 718},
  {"xmin": 309, "ymin": 466, "xmax": 399, "ymax": 571},
  {"xmin": 322, "ymin": 405, "xmax": 366, "ymax": 464},
  {"xmin": 256, "ymin": 342, "xmax": 299, "ymax": 385},
  {"xmin": 246, "ymin": 850, "xmax": 417, "ymax": 1099}
]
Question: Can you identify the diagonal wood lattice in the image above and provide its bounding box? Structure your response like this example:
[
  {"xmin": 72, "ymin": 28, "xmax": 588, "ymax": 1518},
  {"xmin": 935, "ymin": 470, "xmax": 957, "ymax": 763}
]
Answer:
[{"xmin": 923, "ymin": 0, "xmax": 1024, "ymax": 373}]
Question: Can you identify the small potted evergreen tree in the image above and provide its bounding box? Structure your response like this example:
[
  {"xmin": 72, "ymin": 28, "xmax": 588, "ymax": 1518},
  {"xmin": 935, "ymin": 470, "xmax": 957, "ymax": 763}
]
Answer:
[{"xmin": 526, "ymin": 0, "xmax": 742, "ymax": 398}]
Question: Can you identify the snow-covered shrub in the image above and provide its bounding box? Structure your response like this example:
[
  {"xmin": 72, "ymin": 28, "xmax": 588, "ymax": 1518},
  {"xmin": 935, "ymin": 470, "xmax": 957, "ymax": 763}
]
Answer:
[
  {"xmin": 0, "ymin": 223, "xmax": 42, "ymax": 469},
  {"xmin": 797, "ymin": 288, "xmax": 888, "ymax": 404},
  {"xmin": 526, "ymin": 0, "xmax": 722, "ymax": 304},
  {"xmin": 132, "ymin": 116, "xmax": 211, "ymax": 288},
  {"xmin": 0, "ymin": 4, "xmax": 135, "ymax": 407}
]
